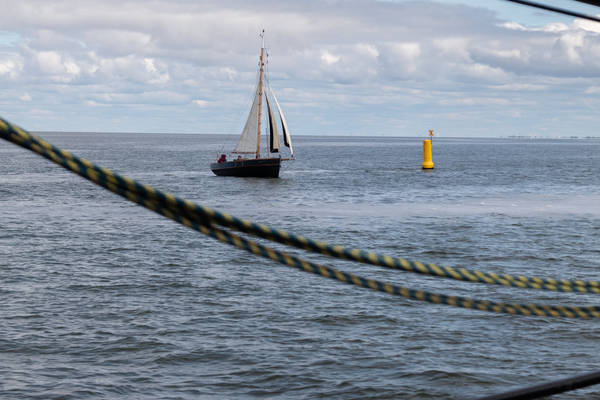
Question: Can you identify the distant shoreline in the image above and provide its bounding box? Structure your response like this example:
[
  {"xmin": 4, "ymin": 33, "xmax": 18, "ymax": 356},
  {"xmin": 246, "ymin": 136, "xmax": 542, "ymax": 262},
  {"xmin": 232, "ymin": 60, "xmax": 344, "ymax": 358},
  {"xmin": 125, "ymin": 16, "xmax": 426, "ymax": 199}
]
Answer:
[{"xmin": 29, "ymin": 131, "xmax": 600, "ymax": 140}]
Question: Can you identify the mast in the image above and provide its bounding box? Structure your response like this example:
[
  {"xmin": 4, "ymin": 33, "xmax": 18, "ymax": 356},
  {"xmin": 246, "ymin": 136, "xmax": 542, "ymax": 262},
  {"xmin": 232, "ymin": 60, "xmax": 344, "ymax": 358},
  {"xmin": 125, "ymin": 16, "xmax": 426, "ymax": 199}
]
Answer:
[{"xmin": 256, "ymin": 30, "xmax": 265, "ymax": 159}]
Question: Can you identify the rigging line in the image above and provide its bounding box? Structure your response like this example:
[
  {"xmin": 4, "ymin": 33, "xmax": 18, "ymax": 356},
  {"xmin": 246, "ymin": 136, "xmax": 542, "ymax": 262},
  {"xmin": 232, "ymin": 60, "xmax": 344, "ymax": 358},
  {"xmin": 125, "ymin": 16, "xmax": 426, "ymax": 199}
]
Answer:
[
  {"xmin": 7, "ymin": 115, "xmax": 593, "ymax": 294},
  {"xmin": 5, "ymin": 118, "xmax": 600, "ymax": 319},
  {"xmin": 4, "ymin": 117, "xmax": 600, "ymax": 296},
  {"xmin": 106, "ymin": 186, "xmax": 600, "ymax": 319},
  {"xmin": 502, "ymin": 0, "xmax": 600, "ymax": 23},
  {"xmin": 78, "ymin": 184, "xmax": 600, "ymax": 319},
  {"xmin": 472, "ymin": 370, "xmax": 600, "ymax": 400},
  {"xmin": 572, "ymin": 1, "xmax": 600, "ymax": 8}
]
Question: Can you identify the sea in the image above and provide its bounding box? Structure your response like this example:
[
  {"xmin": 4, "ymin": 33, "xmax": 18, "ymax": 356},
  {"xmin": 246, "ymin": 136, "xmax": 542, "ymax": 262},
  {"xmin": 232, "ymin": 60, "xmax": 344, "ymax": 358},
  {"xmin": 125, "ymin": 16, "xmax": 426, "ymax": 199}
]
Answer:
[{"xmin": 1, "ymin": 132, "xmax": 599, "ymax": 399}]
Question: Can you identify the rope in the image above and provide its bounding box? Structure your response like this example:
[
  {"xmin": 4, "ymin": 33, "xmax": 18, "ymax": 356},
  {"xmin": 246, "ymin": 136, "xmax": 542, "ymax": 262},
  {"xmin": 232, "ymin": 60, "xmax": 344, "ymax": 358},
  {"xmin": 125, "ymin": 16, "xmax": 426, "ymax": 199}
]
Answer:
[
  {"xmin": 2, "ymin": 117, "xmax": 597, "ymax": 295},
  {"xmin": 1, "ymin": 116, "xmax": 599, "ymax": 318},
  {"xmin": 86, "ymin": 181, "xmax": 600, "ymax": 319},
  {"xmin": 472, "ymin": 370, "xmax": 600, "ymax": 400},
  {"xmin": 503, "ymin": 0, "xmax": 600, "ymax": 23}
]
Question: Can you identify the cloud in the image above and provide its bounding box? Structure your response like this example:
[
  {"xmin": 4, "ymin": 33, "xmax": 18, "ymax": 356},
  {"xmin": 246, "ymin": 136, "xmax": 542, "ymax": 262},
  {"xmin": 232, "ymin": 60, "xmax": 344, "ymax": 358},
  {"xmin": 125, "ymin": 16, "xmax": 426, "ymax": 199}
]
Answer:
[
  {"xmin": 192, "ymin": 99, "xmax": 209, "ymax": 107},
  {"xmin": 574, "ymin": 16, "xmax": 600, "ymax": 33},
  {"xmin": 320, "ymin": 50, "xmax": 340, "ymax": 66},
  {"xmin": 0, "ymin": 57, "xmax": 23, "ymax": 79},
  {"xmin": 502, "ymin": 21, "xmax": 569, "ymax": 32},
  {"xmin": 489, "ymin": 83, "xmax": 547, "ymax": 91},
  {"xmin": 0, "ymin": 0, "xmax": 598, "ymax": 136}
]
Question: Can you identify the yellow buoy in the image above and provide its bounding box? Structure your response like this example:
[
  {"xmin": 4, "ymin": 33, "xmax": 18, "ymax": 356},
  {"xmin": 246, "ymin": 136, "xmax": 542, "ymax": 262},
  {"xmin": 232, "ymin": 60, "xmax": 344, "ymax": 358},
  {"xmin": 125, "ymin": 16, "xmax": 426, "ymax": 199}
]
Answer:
[{"xmin": 422, "ymin": 139, "xmax": 434, "ymax": 169}]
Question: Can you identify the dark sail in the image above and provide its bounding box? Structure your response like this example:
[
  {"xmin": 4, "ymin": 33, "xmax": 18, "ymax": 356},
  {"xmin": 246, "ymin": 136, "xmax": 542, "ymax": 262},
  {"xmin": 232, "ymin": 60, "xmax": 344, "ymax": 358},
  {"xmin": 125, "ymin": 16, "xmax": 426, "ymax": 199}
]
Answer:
[
  {"xmin": 281, "ymin": 115, "xmax": 290, "ymax": 148},
  {"xmin": 266, "ymin": 96, "xmax": 280, "ymax": 153},
  {"xmin": 271, "ymin": 89, "xmax": 293, "ymax": 156}
]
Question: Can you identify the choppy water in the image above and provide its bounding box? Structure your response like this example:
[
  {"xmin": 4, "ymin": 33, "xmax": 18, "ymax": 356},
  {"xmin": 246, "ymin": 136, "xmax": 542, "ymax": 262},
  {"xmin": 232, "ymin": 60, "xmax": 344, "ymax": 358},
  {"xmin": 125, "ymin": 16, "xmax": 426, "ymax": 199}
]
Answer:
[{"xmin": 1, "ymin": 133, "xmax": 599, "ymax": 399}]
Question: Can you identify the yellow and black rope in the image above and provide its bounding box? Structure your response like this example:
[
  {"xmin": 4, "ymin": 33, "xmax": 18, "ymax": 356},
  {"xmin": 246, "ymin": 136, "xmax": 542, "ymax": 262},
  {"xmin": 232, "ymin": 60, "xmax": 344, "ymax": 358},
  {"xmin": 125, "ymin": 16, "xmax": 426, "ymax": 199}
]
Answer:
[
  {"xmin": 1, "ymin": 116, "xmax": 599, "ymax": 318},
  {"xmin": 2, "ymin": 117, "xmax": 598, "ymax": 295},
  {"xmin": 87, "ymin": 179, "xmax": 600, "ymax": 319}
]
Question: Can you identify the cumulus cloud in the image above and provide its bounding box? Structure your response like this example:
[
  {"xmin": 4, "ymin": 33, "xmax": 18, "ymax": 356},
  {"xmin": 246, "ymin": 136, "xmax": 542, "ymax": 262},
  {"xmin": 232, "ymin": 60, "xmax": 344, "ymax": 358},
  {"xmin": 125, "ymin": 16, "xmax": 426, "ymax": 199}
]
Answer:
[
  {"xmin": 32, "ymin": 50, "xmax": 83, "ymax": 81},
  {"xmin": 0, "ymin": 0, "xmax": 598, "ymax": 136},
  {"xmin": 320, "ymin": 51, "xmax": 340, "ymax": 66},
  {"xmin": 574, "ymin": 16, "xmax": 600, "ymax": 33},
  {"xmin": 0, "ymin": 58, "xmax": 23, "ymax": 79}
]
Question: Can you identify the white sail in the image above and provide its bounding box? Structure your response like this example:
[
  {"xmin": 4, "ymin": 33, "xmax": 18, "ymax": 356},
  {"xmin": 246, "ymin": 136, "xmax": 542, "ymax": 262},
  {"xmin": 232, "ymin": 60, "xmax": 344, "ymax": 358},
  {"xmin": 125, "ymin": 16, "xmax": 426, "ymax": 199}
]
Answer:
[
  {"xmin": 265, "ymin": 96, "xmax": 280, "ymax": 153},
  {"xmin": 270, "ymin": 88, "xmax": 293, "ymax": 156},
  {"xmin": 233, "ymin": 83, "xmax": 261, "ymax": 154}
]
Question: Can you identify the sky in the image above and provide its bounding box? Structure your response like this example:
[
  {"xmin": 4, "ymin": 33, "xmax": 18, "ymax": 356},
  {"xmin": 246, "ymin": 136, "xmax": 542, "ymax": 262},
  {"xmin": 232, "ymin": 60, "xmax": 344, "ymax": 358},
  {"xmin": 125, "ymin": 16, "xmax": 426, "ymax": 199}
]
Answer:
[{"xmin": 0, "ymin": 0, "xmax": 599, "ymax": 137}]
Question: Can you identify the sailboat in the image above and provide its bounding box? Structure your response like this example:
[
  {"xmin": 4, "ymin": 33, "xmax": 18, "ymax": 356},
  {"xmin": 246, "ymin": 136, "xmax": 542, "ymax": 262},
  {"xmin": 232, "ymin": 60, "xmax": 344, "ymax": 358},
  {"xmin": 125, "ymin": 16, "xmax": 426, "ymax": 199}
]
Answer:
[{"xmin": 211, "ymin": 31, "xmax": 293, "ymax": 178}]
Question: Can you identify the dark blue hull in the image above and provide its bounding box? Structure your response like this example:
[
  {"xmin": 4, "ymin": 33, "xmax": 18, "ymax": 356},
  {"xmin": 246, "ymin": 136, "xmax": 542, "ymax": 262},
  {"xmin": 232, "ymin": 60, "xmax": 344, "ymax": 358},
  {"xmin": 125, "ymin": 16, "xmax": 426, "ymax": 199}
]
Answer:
[{"xmin": 210, "ymin": 157, "xmax": 281, "ymax": 178}]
